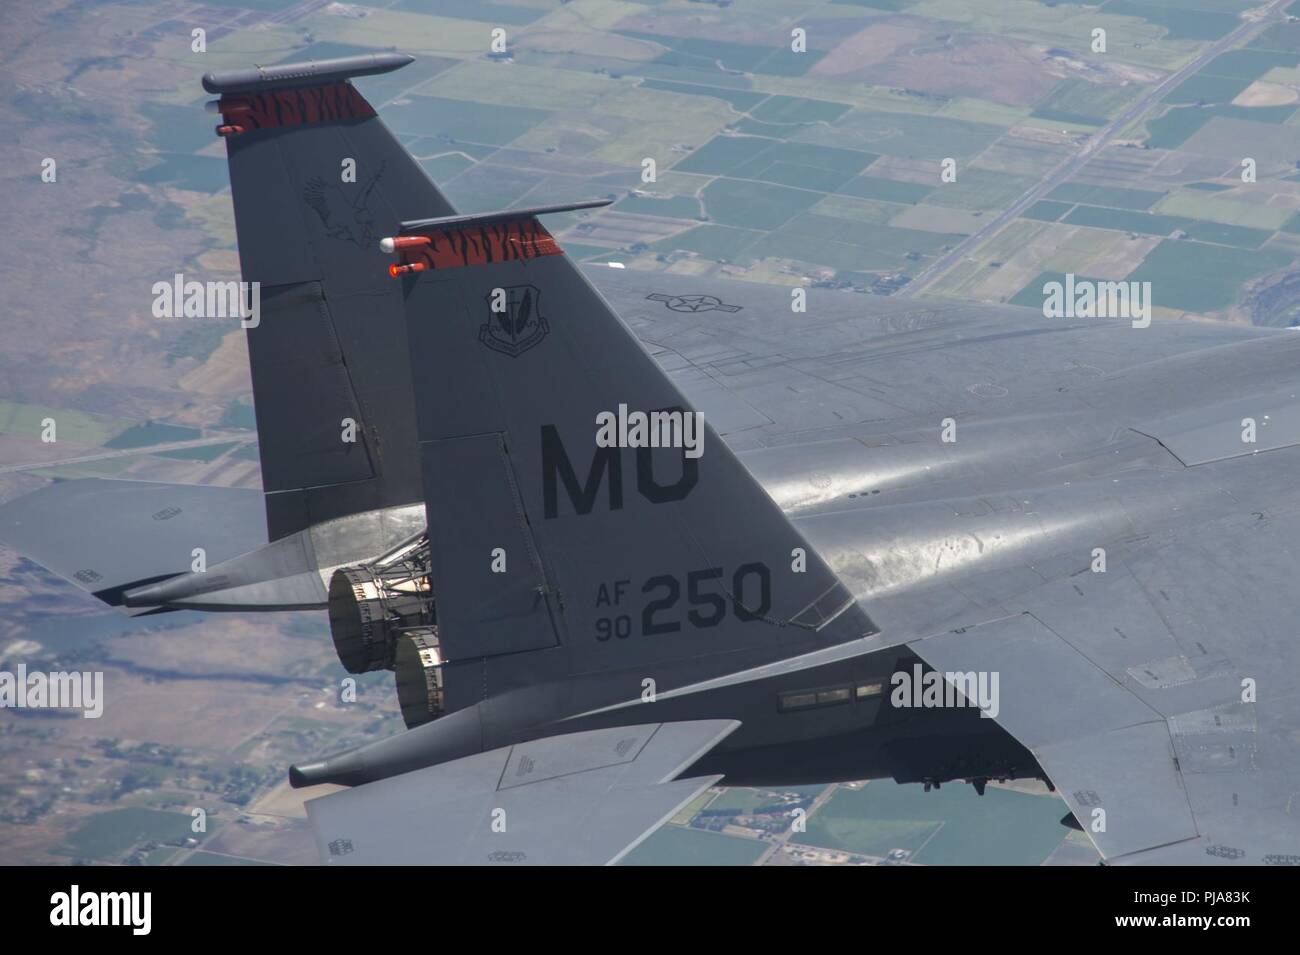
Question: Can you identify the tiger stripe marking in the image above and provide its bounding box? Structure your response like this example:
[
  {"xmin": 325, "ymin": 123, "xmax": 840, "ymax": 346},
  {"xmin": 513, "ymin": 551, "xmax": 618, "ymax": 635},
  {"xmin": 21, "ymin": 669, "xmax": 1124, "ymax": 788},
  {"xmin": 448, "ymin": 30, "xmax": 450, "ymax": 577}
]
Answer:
[
  {"xmin": 218, "ymin": 83, "xmax": 374, "ymax": 132},
  {"xmin": 401, "ymin": 220, "xmax": 562, "ymax": 271}
]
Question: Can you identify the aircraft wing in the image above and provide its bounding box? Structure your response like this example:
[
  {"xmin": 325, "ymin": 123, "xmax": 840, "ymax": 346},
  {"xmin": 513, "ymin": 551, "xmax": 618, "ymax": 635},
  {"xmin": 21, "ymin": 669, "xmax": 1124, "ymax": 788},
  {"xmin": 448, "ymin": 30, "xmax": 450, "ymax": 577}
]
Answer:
[
  {"xmin": 0, "ymin": 478, "xmax": 265, "ymax": 612},
  {"xmin": 909, "ymin": 503, "xmax": 1300, "ymax": 866},
  {"xmin": 583, "ymin": 264, "xmax": 1276, "ymax": 451},
  {"xmin": 305, "ymin": 720, "xmax": 739, "ymax": 865}
]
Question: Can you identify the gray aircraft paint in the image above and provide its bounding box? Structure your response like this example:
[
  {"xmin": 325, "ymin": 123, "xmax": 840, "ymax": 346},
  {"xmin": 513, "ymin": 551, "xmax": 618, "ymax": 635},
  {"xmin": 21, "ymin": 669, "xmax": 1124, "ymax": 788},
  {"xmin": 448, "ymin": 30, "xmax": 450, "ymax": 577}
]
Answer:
[{"xmin": 3, "ymin": 52, "xmax": 1298, "ymax": 865}]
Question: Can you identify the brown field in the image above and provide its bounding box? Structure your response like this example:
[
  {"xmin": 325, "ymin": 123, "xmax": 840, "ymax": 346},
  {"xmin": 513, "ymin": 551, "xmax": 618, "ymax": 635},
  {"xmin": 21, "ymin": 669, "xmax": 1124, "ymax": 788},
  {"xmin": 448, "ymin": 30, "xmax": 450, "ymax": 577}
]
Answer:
[
  {"xmin": 49, "ymin": 668, "xmax": 294, "ymax": 751},
  {"xmin": 813, "ymin": 21, "xmax": 1062, "ymax": 107},
  {"xmin": 177, "ymin": 330, "xmax": 252, "ymax": 403},
  {"xmin": 105, "ymin": 616, "xmax": 333, "ymax": 682},
  {"xmin": 613, "ymin": 9, "xmax": 848, "ymax": 51},
  {"xmin": 1082, "ymin": 233, "xmax": 1162, "ymax": 280},
  {"xmin": 889, "ymin": 204, "xmax": 983, "ymax": 234},
  {"xmin": 861, "ymin": 155, "xmax": 945, "ymax": 185},
  {"xmin": 811, "ymin": 16, "xmax": 932, "ymax": 68},
  {"xmin": 248, "ymin": 779, "xmax": 344, "ymax": 822},
  {"xmin": 571, "ymin": 211, "xmax": 698, "ymax": 246},
  {"xmin": 0, "ymin": 812, "xmax": 77, "ymax": 865},
  {"xmin": 200, "ymin": 816, "xmax": 318, "ymax": 865},
  {"xmin": 1234, "ymin": 80, "xmax": 1299, "ymax": 108},
  {"xmin": 1146, "ymin": 150, "xmax": 1239, "ymax": 184},
  {"xmin": 1073, "ymin": 145, "xmax": 1165, "ymax": 184},
  {"xmin": 520, "ymin": 29, "xmax": 659, "ymax": 62},
  {"xmin": 975, "ymin": 130, "xmax": 1074, "ymax": 178}
]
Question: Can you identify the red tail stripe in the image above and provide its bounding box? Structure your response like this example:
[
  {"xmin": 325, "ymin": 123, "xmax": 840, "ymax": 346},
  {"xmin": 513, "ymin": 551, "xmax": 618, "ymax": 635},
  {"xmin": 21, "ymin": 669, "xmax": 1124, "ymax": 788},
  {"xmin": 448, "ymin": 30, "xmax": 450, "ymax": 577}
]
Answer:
[
  {"xmin": 218, "ymin": 83, "xmax": 374, "ymax": 131},
  {"xmin": 400, "ymin": 219, "xmax": 562, "ymax": 271}
]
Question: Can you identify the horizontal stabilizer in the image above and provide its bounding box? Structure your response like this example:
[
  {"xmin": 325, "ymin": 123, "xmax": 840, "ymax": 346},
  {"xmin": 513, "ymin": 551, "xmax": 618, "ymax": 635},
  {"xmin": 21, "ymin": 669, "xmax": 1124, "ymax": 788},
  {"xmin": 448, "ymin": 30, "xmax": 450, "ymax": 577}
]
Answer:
[
  {"xmin": 306, "ymin": 720, "xmax": 738, "ymax": 865},
  {"xmin": 0, "ymin": 479, "xmax": 264, "ymax": 611}
]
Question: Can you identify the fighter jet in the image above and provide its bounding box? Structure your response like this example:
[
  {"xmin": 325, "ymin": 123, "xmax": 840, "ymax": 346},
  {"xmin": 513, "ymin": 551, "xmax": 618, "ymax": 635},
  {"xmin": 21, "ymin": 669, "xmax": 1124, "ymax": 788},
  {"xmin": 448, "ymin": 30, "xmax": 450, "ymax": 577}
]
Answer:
[{"xmin": 3, "ymin": 53, "xmax": 1299, "ymax": 865}]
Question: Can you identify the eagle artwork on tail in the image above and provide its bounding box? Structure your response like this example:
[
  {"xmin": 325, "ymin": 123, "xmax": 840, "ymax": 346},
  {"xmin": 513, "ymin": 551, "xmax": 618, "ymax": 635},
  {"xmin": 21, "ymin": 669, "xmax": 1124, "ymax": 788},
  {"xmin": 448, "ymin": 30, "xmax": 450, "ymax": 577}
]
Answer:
[{"xmin": 302, "ymin": 160, "xmax": 387, "ymax": 249}]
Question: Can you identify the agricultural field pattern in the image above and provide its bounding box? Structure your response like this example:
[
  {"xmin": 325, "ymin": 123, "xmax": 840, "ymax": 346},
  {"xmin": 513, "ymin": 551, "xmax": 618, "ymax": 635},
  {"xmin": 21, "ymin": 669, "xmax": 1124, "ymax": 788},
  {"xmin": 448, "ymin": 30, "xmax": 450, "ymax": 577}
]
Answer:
[{"xmin": 2, "ymin": 0, "xmax": 1298, "ymax": 866}]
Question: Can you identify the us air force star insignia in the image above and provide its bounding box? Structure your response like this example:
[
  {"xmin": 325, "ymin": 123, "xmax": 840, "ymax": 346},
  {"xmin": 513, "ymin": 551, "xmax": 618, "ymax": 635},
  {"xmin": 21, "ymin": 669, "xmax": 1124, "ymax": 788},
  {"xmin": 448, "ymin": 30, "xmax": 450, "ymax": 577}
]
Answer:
[{"xmin": 646, "ymin": 293, "xmax": 742, "ymax": 313}]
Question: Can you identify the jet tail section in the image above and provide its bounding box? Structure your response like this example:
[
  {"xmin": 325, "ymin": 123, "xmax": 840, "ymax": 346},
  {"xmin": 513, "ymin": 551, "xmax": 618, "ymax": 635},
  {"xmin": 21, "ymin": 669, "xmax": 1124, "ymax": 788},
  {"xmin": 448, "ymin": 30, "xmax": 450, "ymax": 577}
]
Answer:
[
  {"xmin": 393, "ymin": 212, "xmax": 878, "ymax": 674},
  {"xmin": 207, "ymin": 53, "xmax": 453, "ymax": 540}
]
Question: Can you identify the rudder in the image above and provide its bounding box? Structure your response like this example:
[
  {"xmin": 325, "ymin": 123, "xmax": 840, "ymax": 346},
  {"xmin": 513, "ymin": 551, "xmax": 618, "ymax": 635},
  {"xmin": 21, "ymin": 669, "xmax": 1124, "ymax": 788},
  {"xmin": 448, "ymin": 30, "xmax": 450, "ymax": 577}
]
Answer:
[{"xmin": 206, "ymin": 54, "xmax": 453, "ymax": 539}]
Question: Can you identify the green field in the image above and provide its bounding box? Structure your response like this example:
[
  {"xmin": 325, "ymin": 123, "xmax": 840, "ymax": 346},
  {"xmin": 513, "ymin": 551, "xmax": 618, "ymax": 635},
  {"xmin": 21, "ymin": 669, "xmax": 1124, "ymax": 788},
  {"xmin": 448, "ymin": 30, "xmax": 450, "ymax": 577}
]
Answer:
[
  {"xmin": 1062, "ymin": 205, "xmax": 1187, "ymax": 235},
  {"xmin": 382, "ymin": 95, "xmax": 550, "ymax": 145},
  {"xmin": 1047, "ymin": 183, "xmax": 1165, "ymax": 210},
  {"xmin": 614, "ymin": 194, "xmax": 704, "ymax": 220},
  {"xmin": 750, "ymin": 95, "xmax": 853, "ymax": 126},
  {"xmin": 1127, "ymin": 239, "xmax": 1293, "ymax": 311},
  {"xmin": 61, "ymin": 809, "xmax": 198, "ymax": 861},
  {"xmin": 1145, "ymin": 104, "xmax": 1298, "ymax": 150},
  {"xmin": 814, "ymin": 194, "xmax": 911, "ymax": 225},
  {"xmin": 1202, "ymin": 49, "xmax": 1300, "ymax": 80},
  {"xmin": 637, "ymin": 79, "xmax": 767, "ymax": 112},
  {"xmin": 155, "ymin": 442, "xmax": 239, "ymax": 462},
  {"xmin": 1251, "ymin": 21, "xmax": 1300, "ymax": 54},
  {"xmin": 705, "ymin": 785, "xmax": 827, "ymax": 814},
  {"xmin": 1182, "ymin": 221, "xmax": 1274, "ymax": 249},
  {"xmin": 800, "ymin": 782, "xmax": 1071, "ymax": 865},
  {"xmin": 1023, "ymin": 200, "xmax": 1073, "ymax": 222},
  {"xmin": 701, "ymin": 178, "xmax": 824, "ymax": 230},
  {"xmin": 748, "ymin": 216, "xmax": 961, "ymax": 273},
  {"xmin": 420, "ymin": 154, "xmax": 476, "ymax": 182},
  {"xmin": 105, "ymin": 422, "xmax": 201, "ymax": 449},
  {"xmin": 621, "ymin": 825, "xmax": 768, "ymax": 866},
  {"xmin": 799, "ymin": 110, "xmax": 1004, "ymax": 159},
  {"xmin": 1032, "ymin": 77, "xmax": 1143, "ymax": 126},
  {"xmin": 1164, "ymin": 72, "xmax": 1253, "ymax": 106},
  {"xmin": 1102, "ymin": 1, "xmax": 1238, "ymax": 41},
  {"xmin": 673, "ymin": 134, "xmax": 777, "ymax": 176},
  {"xmin": 1156, "ymin": 191, "xmax": 1293, "ymax": 230},
  {"xmin": 206, "ymin": 394, "xmax": 252, "ymax": 428},
  {"xmin": 652, "ymin": 224, "xmax": 763, "ymax": 262},
  {"xmin": 0, "ymin": 401, "xmax": 123, "ymax": 445},
  {"xmin": 838, "ymin": 175, "xmax": 933, "ymax": 204},
  {"xmin": 1009, "ymin": 272, "xmax": 1109, "ymax": 309},
  {"xmin": 181, "ymin": 851, "xmax": 279, "ymax": 866},
  {"xmin": 166, "ymin": 320, "xmax": 233, "ymax": 364},
  {"xmin": 927, "ymin": 169, "xmax": 1036, "ymax": 212},
  {"xmin": 675, "ymin": 135, "xmax": 874, "ymax": 186}
]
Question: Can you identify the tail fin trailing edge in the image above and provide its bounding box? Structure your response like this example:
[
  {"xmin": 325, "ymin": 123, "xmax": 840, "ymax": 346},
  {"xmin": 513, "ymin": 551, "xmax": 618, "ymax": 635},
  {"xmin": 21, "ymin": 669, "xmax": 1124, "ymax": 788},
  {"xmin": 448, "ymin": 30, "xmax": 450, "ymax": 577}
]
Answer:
[{"xmin": 208, "ymin": 52, "xmax": 454, "ymax": 539}]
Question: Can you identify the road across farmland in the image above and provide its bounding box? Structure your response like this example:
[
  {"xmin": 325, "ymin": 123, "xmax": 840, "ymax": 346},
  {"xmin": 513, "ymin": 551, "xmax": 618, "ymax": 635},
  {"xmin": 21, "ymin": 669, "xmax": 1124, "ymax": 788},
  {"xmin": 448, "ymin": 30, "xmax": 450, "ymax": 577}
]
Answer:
[{"xmin": 899, "ymin": 0, "xmax": 1291, "ymax": 299}]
